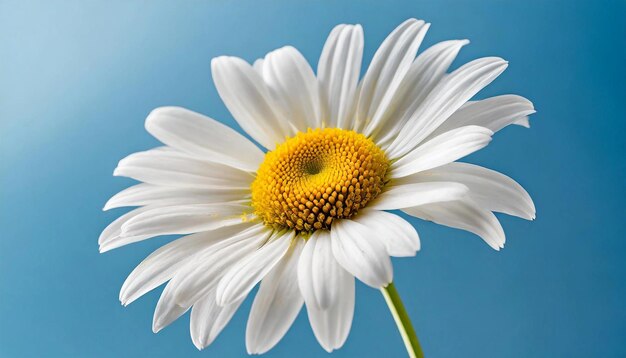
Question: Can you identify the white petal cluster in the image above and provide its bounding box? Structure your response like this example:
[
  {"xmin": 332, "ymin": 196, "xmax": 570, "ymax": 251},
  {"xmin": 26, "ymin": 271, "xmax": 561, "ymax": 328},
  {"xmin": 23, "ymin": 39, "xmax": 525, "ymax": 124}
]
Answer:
[{"xmin": 101, "ymin": 18, "xmax": 535, "ymax": 354}]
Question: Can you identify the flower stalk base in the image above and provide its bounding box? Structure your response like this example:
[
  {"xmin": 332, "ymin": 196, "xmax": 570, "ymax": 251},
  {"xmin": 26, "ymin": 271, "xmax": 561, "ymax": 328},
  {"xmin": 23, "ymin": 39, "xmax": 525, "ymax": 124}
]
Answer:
[{"xmin": 381, "ymin": 282, "xmax": 424, "ymax": 358}]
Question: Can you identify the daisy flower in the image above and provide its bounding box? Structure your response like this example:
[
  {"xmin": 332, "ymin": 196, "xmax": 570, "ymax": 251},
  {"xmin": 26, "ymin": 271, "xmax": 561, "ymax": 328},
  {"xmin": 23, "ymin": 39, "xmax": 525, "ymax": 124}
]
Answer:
[{"xmin": 100, "ymin": 18, "xmax": 535, "ymax": 356}]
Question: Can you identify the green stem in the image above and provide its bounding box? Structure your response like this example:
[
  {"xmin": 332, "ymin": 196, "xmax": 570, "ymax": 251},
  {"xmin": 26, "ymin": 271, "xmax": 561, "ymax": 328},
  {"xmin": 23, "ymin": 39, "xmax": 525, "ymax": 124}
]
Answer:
[{"xmin": 381, "ymin": 282, "xmax": 424, "ymax": 358}]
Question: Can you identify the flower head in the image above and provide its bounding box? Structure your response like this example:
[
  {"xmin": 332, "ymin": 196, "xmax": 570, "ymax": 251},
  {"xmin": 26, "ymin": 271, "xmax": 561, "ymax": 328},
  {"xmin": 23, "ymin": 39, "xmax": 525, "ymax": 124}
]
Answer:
[{"xmin": 101, "ymin": 18, "xmax": 535, "ymax": 354}]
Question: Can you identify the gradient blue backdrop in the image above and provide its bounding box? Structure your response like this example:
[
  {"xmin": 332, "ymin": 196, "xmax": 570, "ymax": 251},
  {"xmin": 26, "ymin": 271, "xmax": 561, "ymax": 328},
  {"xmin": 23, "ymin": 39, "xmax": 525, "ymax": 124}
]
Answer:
[{"xmin": 1, "ymin": 1, "xmax": 624, "ymax": 357}]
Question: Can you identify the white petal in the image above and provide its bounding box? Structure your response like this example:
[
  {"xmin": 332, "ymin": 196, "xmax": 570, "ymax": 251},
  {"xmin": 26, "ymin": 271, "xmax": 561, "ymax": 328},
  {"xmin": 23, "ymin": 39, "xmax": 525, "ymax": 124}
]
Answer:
[
  {"xmin": 260, "ymin": 46, "xmax": 321, "ymax": 131},
  {"xmin": 144, "ymin": 106, "xmax": 264, "ymax": 172},
  {"xmin": 359, "ymin": 19, "xmax": 430, "ymax": 136},
  {"xmin": 404, "ymin": 199, "xmax": 505, "ymax": 250},
  {"xmin": 298, "ymin": 231, "xmax": 346, "ymax": 310},
  {"xmin": 103, "ymin": 183, "xmax": 248, "ymax": 211},
  {"xmin": 152, "ymin": 228, "xmax": 268, "ymax": 334},
  {"xmin": 190, "ymin": 290, "xmax": 244, "ymax": 350},
  {"xmin": 352, "ymin": 209, "xmax": 420, "ymax": 257},
  {"xmin": 398, "ymin": 162, "xmax": 535, "ymax": 219},
  {"xmin": 99, "ymin": 235, "xmax": 152, "ymax": 253},
  {"xmin": 246, "ymin": 238, "xmax": 305, "ymax": 354},
  {"xmin": 114, "ymin": 147, "xmax": 254, "ymax": 189},
  {"xmin": 99, "ymin": 207, "xmax": 152, "ymax": 252},
  {"xmin": 368, "ymin": 181, "xmax": 468, "ymax": 211},
  {"xmin": 386, "ymin": 57, "xmax": 508, "ymax": 159},
  {"xmin": 305, "ymin": 263, "xmax": 354, "ymax": 352},
  {"xmin": 152, "ymin": 281, "xmax": 189, "ymax": 333},
  {"xmin": 171, "ymin": 224, "xmax": 271, "ymax": 309},
  {"xmin": 252, "ymin": 58, "xmax": 264, "ymax": 73},
  {"xmin": 330, "ymin": 219, "xmax": 392, "ymax": 288},
  {"xmin": 391, "ymin": 125, "xmax": 493, "ymax": 178},
  {"xmin": 318, "ymin": 24, "xmax": 363, "ymax": 128},
  {"xmin": 120, "ymin": 203, "xmax": 251, "ymax": 238},
  {"xmin": 211, "ymin": 56, "xmax": 290, "ymax": 149},
  {"xmin": 514, "ymin": 116, "xmax": 531, "ymax": 128},
  {"xmin": 375, "ymin": 39, "xmax": 470, "ymax": 146},
  {"xmin": 426, "ymin": 95, "xmax": 535, "ymax": 140},
  {"xmin": 215, "ymin": 230, "xmax": 294, "ymax": 306},
  {"xmin": 119, "ymin": 224, "xmax": 252, "ymax": 306}
]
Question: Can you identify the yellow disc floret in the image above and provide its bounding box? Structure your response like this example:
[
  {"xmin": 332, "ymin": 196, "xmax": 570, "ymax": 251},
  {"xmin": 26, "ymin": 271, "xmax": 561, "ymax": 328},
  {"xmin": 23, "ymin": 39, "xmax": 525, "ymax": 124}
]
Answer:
[{"xmin": 251, "ymin": 128, "xmax": 389, "ymax": 232}]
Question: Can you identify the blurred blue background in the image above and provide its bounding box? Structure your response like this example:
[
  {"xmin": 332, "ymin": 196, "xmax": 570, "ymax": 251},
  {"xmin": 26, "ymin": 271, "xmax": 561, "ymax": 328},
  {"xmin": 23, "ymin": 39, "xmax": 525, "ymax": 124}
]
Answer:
[{"xmin": 1, "ymin": 0, "xmax": 624, "ymax": 357}]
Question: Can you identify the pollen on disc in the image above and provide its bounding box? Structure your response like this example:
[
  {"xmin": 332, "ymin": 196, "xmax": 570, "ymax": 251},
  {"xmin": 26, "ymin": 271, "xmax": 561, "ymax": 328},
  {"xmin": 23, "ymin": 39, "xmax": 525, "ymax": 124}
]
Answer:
[{"xmin": 251, "ymin": 128, "xmax": 389, "ymax": 232}]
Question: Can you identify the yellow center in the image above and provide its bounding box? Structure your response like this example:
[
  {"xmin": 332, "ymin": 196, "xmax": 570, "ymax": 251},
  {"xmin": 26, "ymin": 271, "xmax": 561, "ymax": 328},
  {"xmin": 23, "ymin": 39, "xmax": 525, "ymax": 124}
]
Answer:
[{"xmin": 251, "ymin": 128, "xmax": 389, "ymax": 232}]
